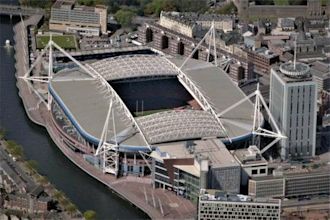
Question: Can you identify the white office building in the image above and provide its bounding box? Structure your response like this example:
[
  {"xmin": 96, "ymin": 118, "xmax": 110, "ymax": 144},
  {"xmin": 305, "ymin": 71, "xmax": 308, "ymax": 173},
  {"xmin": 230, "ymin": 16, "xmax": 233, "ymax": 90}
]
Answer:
[{"xmin": 270, "ymin": 62, "xmax": 317, "ymax": 160}]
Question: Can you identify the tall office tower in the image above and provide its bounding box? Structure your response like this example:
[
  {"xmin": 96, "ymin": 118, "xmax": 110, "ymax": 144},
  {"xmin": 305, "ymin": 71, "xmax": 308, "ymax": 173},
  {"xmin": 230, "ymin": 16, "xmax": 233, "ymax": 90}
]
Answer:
[{"xmin": 270, "ymin": 62, "xmax": 317, "ymax": 160}]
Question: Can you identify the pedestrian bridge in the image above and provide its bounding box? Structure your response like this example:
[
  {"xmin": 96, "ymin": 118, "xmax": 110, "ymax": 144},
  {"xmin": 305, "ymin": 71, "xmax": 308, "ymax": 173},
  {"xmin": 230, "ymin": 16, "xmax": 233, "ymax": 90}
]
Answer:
[{"xmin": 0, "ymin": 4, "xmax": 44, "ymax": 16}]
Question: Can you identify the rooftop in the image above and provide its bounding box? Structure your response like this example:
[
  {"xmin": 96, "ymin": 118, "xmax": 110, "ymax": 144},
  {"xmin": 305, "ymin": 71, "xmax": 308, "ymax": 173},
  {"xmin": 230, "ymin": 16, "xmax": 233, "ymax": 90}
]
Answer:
[
  {"xmin": 200, "ymin": 189, "xmax": 281, "ymax": 204},
  {"xmin": 49, "ymin": 52, "xmax": 255, "ymax": 150},
  {"xmin": 310, "ymin": 61, "xmax": 330, "ymax": 79},
  {"xmin": 251, "ymin": 163, "xmax": 330, "ymax": 181},
  {"xmin": 278, "ymin": 18, "xmax": 295, "ymax": 28},
  {"xmin": 90, "ymin": 54, "xmax": 177, "ymax": 81},
  {"xmin": 254, "ymin": 47, "xmax": 279, "ymax": 59},
  {"xmin": 161, "ymin": 11, "xmax": 233, "ymax": 27},
  {"xmin": 233, "ymin": 145, "xmax": 268, "ymax": 166},
  {"xmin": 154, "ymin": 139, "xmax": 239, "ymax": 169},
  {"xmin": 272, "ymin": 62, "xmax": 313, "ymax": 83},
  {"xmin": 52, "ymin": 0, "xmax": 75, "ymax": 9}
]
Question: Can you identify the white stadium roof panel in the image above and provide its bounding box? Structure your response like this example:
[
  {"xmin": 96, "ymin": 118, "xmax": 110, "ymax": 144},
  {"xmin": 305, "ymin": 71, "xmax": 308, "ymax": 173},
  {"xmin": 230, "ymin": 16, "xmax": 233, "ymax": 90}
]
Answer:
[
  {"xmin": 49, "ymin": 53, "xmax": 254, "ymax": 150},
  {"xmin": 90, "ymin": 54, "xmax": 177, "ymax": 81}
]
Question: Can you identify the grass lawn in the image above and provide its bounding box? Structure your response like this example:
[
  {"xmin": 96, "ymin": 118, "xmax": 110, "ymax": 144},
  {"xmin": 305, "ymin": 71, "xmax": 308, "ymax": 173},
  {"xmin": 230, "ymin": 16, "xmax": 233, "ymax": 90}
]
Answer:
[
  {"xmin": 274, "ymin": 0, "xmax": 289, "ymax": 5},
  {"xmin": 36, "ymin": 35, "xmax": 77, "ymax": 49},
  {"xmin": 134, "ymin": 109, "xmax": 170, "ymax": 117}
]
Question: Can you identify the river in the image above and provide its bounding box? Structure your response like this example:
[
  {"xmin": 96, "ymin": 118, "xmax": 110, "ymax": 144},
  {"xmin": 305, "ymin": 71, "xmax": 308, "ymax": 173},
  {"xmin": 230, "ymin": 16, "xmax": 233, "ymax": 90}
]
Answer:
[{"xmin": 0, "ymin": 12, "xmax": 148, "ymax": 220}]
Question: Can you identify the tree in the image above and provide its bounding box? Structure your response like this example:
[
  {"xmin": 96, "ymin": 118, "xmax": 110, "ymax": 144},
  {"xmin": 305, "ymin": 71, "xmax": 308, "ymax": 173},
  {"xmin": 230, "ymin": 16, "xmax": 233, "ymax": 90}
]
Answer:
[
  {"xmin": 174, "ymin": 0, "xmax": 207, "ymax": 13},
  {"xmin": 78, "ymin": 0, "xmax": 105, "ymax": 6},
  {"xmin": 6, "ymin": 140, "xmax": 24, "ymax": 159},
  {"xmin": 144, "ymin": 0, "xmax": 177, "ymax": 16},
  {"xmin": 84, "ymin": 210, "xmax": 97, "ymax": 220},
  {"xmin": 114, "ymin": 9, "xmax": 136, "ymax": 27},
  {"xmin": 215, "ymin": 2, "xmax": 237, "ymax": 14},
  {"xmin": 20, "ymin": 0, "xmax": 53, "ymax": 9},
  {"xmin": 37, "ymin": 175, "xmax": 49, "ymax": 186},
  {"xmin": 54, "ymin": 190, "xmax": 65, "ymax": 200},
  {"xmin": 0, "ymin": 129, "xmax": 5, "ymax": 139},
  {"xmin": 274, "ymin": 0, "xmax": 289, "ymax": 5},
  {"xmin": 26, "ymin": 160, "xmax": 38, "ymax": 173},
  {"xmin": 66, "ymin": 203, "xmax": 78, "ymax": 217}
]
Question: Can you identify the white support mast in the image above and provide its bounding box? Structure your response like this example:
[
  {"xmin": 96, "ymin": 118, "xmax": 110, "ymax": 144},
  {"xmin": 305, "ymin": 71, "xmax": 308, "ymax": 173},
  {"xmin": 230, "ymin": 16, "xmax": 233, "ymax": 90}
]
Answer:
[
  {"xmin": 19, "ymin": 38, "xmax": 54, "ymax": 111},
  {"xmin": 94, "ymin": 100, "xmax": 119, "ymax": 176},
  {"xmin": 179, "ymin": 21, "xmax": 217, "ymax": 70},
  {"xmin": 218, "ymin": 84, "xmax": 286, "ymax": 155}
]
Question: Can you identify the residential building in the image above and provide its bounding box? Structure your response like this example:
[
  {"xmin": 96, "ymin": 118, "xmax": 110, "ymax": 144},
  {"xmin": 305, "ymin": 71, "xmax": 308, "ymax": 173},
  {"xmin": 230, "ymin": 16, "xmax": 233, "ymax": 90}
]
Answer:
[
  {"xmin": 235, "ymin": 0, "xmax": 329, "ymax": 22},
  {"xmin": 4, "ymin": 194, "xmax": 49, "ymax": 214},
  {"xmin": 311, "ymin": 61, "xmax": 330, "ymax": 94},
  {"xmin": 267, "ymin": 39, "xmax": 291, "ymax": 56},
  {"xmin": 198, "ymin": 189, "xmax": 281, "ymax": 220},
  {"xmin": 270, "ymin": 62, "xmax": 317, "ymax": 160},
  {"xmin": 159, "ymin": 11, "xmax": 235, "ymax": 38},
  {"xmin": 244, "ymin": 35, "xmax": 261, "ymax": 50},
  {"xmin": 49, "ymin": 0, "xmax": 107, "ymax": 36},
  {"xmin": 278, "ymin": 18, "xmax": 295, "ymax": 32},
  {"xmin": 247, "ymin": 47, "xmax": 280, "ymax": 76}
]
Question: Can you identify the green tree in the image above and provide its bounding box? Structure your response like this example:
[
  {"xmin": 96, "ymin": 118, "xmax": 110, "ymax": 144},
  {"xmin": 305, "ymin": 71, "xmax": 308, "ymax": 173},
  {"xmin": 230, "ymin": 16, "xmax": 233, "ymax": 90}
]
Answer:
[
  {"xmin": 84, "ymin": 210, "xmax": 97, "ymax": 220},
  {"xmin": 174, "ymin": 0, "xmax": 207, "ymax": 13},
  {"xmin": 37, "ymin": 175, "xmax": 49, "ymax": 186},
  {"xmin": 144, "ymin": 0, "xmax": 176, "ymax": 16},
  {"xmin": 6, "ymin": 140, "xmax": 24, "ymax": 159},
  {"xmin": 26, "ymin": 160, "xmax": 38, "ymax": 173},
  {"xmin": 20, "ymin": 0, "xmax": 53, "ymax": 9},
  {"xmin": 255, "ymin": 0, "xmax": 274, "ymax": 5},
  {"xmin": 0, "ymin": 129, "xmax": 5, "ymax": 139},
  {"xmin": 114, "ymin": 9, "xmax": 136, "ymax": 27},
  {"xmin": 66, "ymin": 203, "xmax": 78, "ymax": 217},
  {"xmin": 274, "ymin": 0, "xmax": 289, "ymax": 5},
  {"xmin": 60, "ymin": 197, "xmax": 70, "ymax": 207},
  {"xmin": 54, "ymin": 190, "xmax": 65, "ymax": 200},
  {"xmin": 78, "ymin": 0, "xmax": 105, "ymax": 6},
  {"xmin": 215, "ymin": 2, "xmax": 237, "ymax": 14}
]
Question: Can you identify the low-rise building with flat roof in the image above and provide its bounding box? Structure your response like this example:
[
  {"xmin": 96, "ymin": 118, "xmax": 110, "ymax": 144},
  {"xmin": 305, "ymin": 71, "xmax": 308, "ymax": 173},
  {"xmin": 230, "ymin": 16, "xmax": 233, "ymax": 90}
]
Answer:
[
  {"xmin": 150, "ymin": 139, "xmax": 241, "ymax": 202},
  {"xmin": 233, "ymin": 145, "xmax": 268, "ymax": 187},
  {"xmin": 249, "ymin": 164, "xmax": 330, "ymax": 198},
  {"xmin": 49, "ymin": 0, "xmax": 107, "ymax": 36},
  {"xmin": 198, "ymin": 189, "xmax": 281, "ymax": 220}
]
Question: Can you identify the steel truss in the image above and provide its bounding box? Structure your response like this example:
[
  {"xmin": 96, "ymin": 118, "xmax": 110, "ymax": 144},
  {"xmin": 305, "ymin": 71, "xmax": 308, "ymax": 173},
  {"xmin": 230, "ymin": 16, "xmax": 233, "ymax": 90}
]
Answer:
[
  {"xmin": 20, "ymin": 36, "xmax": 54, "ymax": 111},
  {"xmin": 217, "ymin": 84, "xmax": 286, "ymax": 154}
]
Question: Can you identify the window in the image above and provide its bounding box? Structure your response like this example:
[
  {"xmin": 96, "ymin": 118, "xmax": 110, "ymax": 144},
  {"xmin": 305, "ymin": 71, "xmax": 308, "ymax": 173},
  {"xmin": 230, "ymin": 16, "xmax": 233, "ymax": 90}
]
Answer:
[
  {"xmin": 252, "ymin": 170, "xmax": 258, "ymax": 175},
  {"xmin": 260, "ymin": 169, "xmax": 266, "ymax": 174}
]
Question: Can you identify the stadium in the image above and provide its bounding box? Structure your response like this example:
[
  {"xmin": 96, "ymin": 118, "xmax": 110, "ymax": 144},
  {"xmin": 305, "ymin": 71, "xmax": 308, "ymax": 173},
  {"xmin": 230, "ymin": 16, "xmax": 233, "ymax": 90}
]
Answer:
[{"xmin": 47, "ymin": 49, "xmax": 255, "ymax": 176}]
